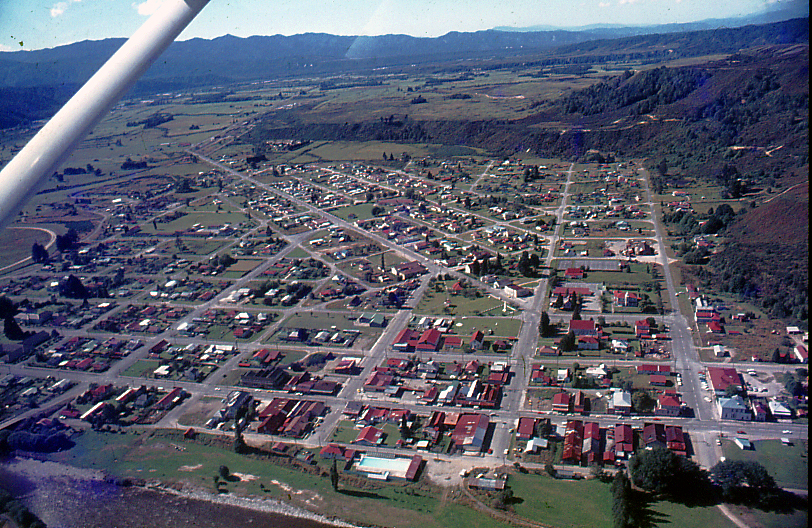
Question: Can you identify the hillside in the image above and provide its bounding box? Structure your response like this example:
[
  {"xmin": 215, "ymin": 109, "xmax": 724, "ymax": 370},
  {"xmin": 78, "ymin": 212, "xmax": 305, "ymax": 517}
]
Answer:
[{"xmin": 686, "ymin": 183, "xmax": 808, "ymax": 322}]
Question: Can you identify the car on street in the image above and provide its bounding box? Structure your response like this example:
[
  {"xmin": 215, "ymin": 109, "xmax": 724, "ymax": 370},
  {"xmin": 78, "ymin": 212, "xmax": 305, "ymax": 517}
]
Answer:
[
  {"xmin": 737, "ymin": 430, "xmax": 746, "ymax": 435},
  {"xmin": 716, "ymin": 439, "xmax": 722, "ymax": 446},
  {"xmin": 783, "ymin": 430, "xmax": 792, "ymax": 434}
]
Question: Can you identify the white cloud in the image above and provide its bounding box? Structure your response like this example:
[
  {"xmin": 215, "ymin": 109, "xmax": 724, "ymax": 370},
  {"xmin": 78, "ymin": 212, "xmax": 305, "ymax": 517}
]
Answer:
[
  {"xmin": 50, "ymin": 0, "xmax": 82, "ymax": 18},
  {"xmin": 599, "ymin": 1, "xmax": 612, "ymax": 6},
  {"xmin": 50, "ymin": 2, "xmax": 69, "ymax": 17},
  {"xmin": 133, "ymin": 0, "xmax": 165, "ymax": 16}
]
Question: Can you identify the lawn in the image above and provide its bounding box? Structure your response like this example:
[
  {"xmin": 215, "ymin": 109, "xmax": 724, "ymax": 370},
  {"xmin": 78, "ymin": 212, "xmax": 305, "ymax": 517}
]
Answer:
[
  {"xmin": 726, "ymin": 504, "xmax": 808, "ymax": 528},
  {"xmin": 178, "ymin": 239, "xmax": 229, "ymax": 256},
  {"xmin": 448, "ymin": 317, "xmax": 523, "ymax": 338},
  {"xmin": 276, "ymin": 311, "xmax": 383, "ymax": 337},
  {"xmin": 142, "ymin": 211, "xmax": 253, "ymax": 234},
  {"xmin": 414, "ymin": 282, "xmax": 515, "ymax": 317},
  {"xmin": 121, "ymin": 359, "xmax": 161, "ymax": 378},
  {"xmin": 507, "ymin": 472, "xmax": 613, "ymax": 528},
  {"xmin": 0, "ymin": 226, "xmax": 53, "ymax": 268},
  {"xmin": 331, "ymin": 203, "xmax": 378, "ymax": 221},
  {"xmin": 722, "ymin": 439, "xmax": 808, "ymax": 489}
]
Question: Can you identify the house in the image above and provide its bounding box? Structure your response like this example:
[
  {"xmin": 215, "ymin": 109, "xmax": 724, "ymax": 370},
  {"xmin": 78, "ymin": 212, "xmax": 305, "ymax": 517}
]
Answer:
[
  {"xmin": 642, "ymin": 423, "xmax": 666, "ymax": 449},
  {"xmin": 320, "ymin": 444, "xmax": 351, "ymax": 460},
  {"xmin": 363, "ymin": 371, "xmax": 394, "ymax": 392},
  {"xmin": 443, "ymin": 335, "xmax": 463, "ymax": 349},
  {"xmin": 656, "ymin": 394, "xmax": 682, "ymax": 416},
  {"xmin": 415, "ymin": 328, "xmax": 442, "ymax": 351},
  {"xmin": 610, "ymin": 391, "xmax": 632, "ymax": 415},
  {"xmin": 707, "ymin": 367, "xmax": 742, "ymax": 396},
  {"xmin": 516, "ymin": 417, "xmax": 537, "ymax": 440},
  {"xmin": 752, "ymin": 400, "xmax": 769, "ymax": 422},
  {"xmin": 707, "ymin": 321, "xmax": 725, "ymax": 334},
  {"xmin": 768, "ymin": 399, "xmax": 793, "ymax": 420},
  {"xmin": 525, "ymin": 437, "xmax": 548, "ymax": 453},
  {"xmin": 156, "ymin": 387, "xmax": 184, "ymax": 410},
  {"xmin": 562, "ymin": 420, "xmax": 585, "ymax": 464},
  {"xmin": 450, "ymin": 413, "xmax": 489, "ymax": 452},
  {"xmin": 573, "ymin": 391, "xmax": 590, "ymax": 414},
  {"xmin": 392, "ymin": 328, "xmax": 417, "ymax": 351},
  {"xmin": 552, "ymin": 392, "xmax": 572, "ymax": 413},
  {"xmin": 569, "ymin": 319, "xmax": 597, "ymax": 337},
  {"xmin": 354, "ymin": 426, "xmax": 385, "ymax": 446},
  {"xmin": 611, "ymin": 340, "xmax": 629, "ymax": 353},
  {"xmin": 537, "ymin": 346, "xmax": 558, "ymax": 356},
  {"xmin": 505, "ymin": 283, "xmax": 531, "ymax": 298},
  {"xmin": 564, "ymin": 268, "xmax": 584, "ymax": 279},
  {"xmin": 469, "ymin": 331, "xmax": 484, "ymax": 351},
  {"xmin": 665, "ymin": 426, "xmax": 686, "ymax": 455},
  {"xmin": 392, "ymin": 261, "xmax": 428, "ymax": 280},
  {"xmin": 717, "ymin": 395, "xmax": 751, "ymax": 421},
  {"xmin": 578, "ymin": 336, "xmax": 600, "ymax": 350},
  {"xmin": 635, "ymin": 320, "xmax": 651, "ymax": 338},
  {"xmin": 614, "ymin": 424, "xmax": 634, "ymax": 456}
]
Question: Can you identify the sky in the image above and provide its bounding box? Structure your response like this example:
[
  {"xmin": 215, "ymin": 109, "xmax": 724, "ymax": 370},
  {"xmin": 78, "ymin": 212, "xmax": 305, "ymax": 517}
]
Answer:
[{"xmin": 0, "ymin": 0, "xmax": 804, "ymax": 51}]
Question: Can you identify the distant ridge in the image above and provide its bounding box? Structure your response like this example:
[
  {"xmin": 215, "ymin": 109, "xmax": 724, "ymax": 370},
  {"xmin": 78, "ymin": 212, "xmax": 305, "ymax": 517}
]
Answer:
[{"xmin": 0, "ymin": 17, "xmax": 807, "ymax": 129}]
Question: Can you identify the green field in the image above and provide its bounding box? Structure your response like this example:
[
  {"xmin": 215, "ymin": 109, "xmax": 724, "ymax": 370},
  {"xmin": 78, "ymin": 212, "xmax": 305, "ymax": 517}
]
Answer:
[
  {"xmin": 121, "ymin": 359, "xmax": 162, "ymax": 378},
  {"xmin": 414, "ymin": 281, "xmax": 516, "ymax": 317},
  {"xmin": 0, "ymin": 227, "xmax": 51, "ymax": 268},
  {"xmin": 722, "ymin": 439, "xmax": 808, "ymax": 489},
  {"xmin": 448, "ymin": 317, "xmax": 523, "ymax": 338},
  {"xmin": 331, "ymin": 203, "xmax": 378, "ymax": 221}
]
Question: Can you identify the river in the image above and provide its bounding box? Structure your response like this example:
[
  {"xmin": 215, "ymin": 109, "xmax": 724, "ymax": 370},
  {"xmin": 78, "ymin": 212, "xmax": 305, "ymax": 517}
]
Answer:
[{"xmin": 0, "ymin": 457, "xmax": 352, "ymax": 528}]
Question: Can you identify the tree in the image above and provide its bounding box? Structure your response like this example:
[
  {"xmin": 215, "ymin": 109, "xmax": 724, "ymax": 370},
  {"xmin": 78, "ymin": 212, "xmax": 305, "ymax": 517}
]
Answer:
[
  {"xmin": 4, "ymin": 317, "xmax": 26, "ymax": 340},
  {"xmin": 400, "ymin": 414, "xmax": 411, "ymax": 439},
  {"xmin": 545, "ymin": 462, "xmax": 557, "ymax": 478},
  {"xmin": 330, "ymin": 459, "xmax": 339, "ymax": 491},
  {"xmin": 611, "ymin": 471, "xmax": 633, "ymax": 528},
  {"xmin": 219, "ymin": 465, "xmax": 230, "ymax": 479},
  {"xmin": 219, "ymin": 253, "xmax": 236, "ymax": 268},
  {"xmin": 559, "ymin": 330, "xmax": 577, "ymax": 352},
  {"xmin": 554, "ymin": 293, "xmax": 564, "ymax": 309},
  {"xmin": 31, "ymin": 243, "xmax": 48, "ymax": 263},
  {"xmin": 723, "ymin": 385, "xmax": 741, "ymax": 398},
  {"xmin": 539, "ymin": 311, "xmax": 552, "ymax": 337},
  {"xmin": 710, "ymin": 460, "xmax": 776, "ymax": 502},
  {"xmin": 632, "ymin": 391, "xmax": 656, "ymax": 413},
  {"xmin": 629, "ymin": 446, "xmax": 709, "ymax": 501},
  {"xmin": 59, "ymin": 274, "xmax": 88, "ymax": 299}
]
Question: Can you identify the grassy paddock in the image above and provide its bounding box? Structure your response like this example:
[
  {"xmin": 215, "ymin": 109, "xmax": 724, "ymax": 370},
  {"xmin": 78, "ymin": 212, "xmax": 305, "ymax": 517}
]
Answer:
[{"xmin": 721, "ymin": 439, "xmax": 808, "ymax": 489}]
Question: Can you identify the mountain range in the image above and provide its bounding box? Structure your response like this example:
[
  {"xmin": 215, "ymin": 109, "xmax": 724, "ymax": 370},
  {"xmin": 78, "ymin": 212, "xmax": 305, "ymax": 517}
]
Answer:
[{"xmin": 0, "ymin": 16, "xmax": 808, "ymax": 130}]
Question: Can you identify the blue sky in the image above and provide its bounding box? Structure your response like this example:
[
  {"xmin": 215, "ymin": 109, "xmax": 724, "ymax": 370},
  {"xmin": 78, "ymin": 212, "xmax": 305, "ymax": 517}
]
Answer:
[{"xmin": 0, "ymin": 0, "xmax": 802, "ymax": 51}]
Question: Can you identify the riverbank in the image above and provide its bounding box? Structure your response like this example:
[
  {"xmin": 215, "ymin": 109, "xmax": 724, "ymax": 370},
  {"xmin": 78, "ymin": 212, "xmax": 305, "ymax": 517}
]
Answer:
[{"xmin": 0, "ymin": 456, "xmax": 361, "ymax": 528}]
